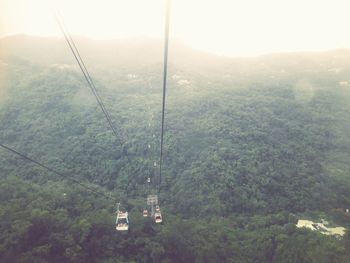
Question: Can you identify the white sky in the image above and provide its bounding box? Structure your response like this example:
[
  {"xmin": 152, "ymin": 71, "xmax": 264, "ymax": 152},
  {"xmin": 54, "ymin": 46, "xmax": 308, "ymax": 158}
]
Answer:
[{"xmin": 1, "ymin": 0, "xmax": 350, "ymax": 57}]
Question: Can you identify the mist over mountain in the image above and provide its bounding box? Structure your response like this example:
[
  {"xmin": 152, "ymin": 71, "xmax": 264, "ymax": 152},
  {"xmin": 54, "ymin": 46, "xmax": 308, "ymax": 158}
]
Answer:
[{"xmin": 1, "ymin": 35, "xmax": 350, "ymax": 262}]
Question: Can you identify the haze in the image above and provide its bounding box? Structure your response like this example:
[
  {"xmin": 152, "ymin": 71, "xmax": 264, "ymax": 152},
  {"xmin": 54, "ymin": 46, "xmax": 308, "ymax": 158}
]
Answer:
[{"xmin": 1, "ymin": 0, "xmax": 350, "ymax": 57}]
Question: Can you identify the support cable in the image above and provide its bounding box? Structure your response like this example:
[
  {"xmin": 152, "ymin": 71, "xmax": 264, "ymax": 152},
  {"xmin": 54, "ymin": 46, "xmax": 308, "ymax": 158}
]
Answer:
[
  {"xmin": 54, "ymin": 11, "xmax": 124, "ymax": 149},
  {"xmin": 158, "ymin": 0, "xmax": 171, "ymax": 194},
  {"xmin": 54, "ymin": 11, "xmax": 135, "ymax": 197},
  {"xmin": 0, "ymin": 142, "xmax": 116, "ymax": 201}
]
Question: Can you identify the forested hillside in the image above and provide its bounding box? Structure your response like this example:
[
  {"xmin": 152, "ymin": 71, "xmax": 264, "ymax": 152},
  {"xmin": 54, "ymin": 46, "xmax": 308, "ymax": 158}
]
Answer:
[{"xmin": 1, "ymin": 35, "xmax": 350, "ymax": 262}]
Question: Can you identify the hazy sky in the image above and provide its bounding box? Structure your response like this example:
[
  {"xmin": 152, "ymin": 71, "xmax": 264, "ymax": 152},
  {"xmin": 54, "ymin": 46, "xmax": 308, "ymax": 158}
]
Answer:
[{"xmin": 1, "ymin": 0, "xmax": 350, "ymax": 57}]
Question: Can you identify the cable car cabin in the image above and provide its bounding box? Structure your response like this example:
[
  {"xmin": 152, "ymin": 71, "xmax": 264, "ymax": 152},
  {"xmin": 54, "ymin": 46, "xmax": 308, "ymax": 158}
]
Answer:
[
  {"xmin": 154, "ymin": 212, "xmax": 162, "ymax": 223},
  {"xmin": 143, "ymin": 209, "xmax": 148, "ymax": 217},
  {"xmin": 116, "ymin": 211, "xmax": 129, "ymax": 231}
]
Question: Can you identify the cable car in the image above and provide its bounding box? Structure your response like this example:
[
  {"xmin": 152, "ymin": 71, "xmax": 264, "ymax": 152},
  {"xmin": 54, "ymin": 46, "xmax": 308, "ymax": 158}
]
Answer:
[
  {"xmin": 116, "ymin": 211, "xmax": 129, "ymax": 231},
  {"xmin": 155, "ymin": 212, "xmax": 162, "ymax": 223},
  {"xmin": 154, "ymin": 205, "xmax": 162, "ymax": 223},
  {"xmin": 143, "ymin": 209, "xmax": 148, "ymax": 217}
]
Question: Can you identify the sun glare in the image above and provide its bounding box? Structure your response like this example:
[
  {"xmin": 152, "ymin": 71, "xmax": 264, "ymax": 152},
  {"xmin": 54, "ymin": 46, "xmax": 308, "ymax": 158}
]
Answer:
[{"xmin": 1, "ymin": 0, "xmax": 350, "ymax": 56}]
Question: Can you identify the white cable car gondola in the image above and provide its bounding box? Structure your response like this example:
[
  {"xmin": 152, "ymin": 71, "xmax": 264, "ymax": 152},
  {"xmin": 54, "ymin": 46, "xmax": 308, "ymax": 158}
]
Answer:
[
  {"xmin": 154, "ymin": 205, "xmax": 162, "ymax": 223},
  {"xmin": 154, "ymin": 211, "xmax": 162, "ymax": 223},
  {"xmin": 116, "ymin": 204, "xmax": 129, "ymax": 231},
  {"xmin": 143, "ymin": 209, "xmax": 148, "ymax": 217},
  {"xmin": 116, "ymin": 211, "xmax": 129, "ymax": 231}
]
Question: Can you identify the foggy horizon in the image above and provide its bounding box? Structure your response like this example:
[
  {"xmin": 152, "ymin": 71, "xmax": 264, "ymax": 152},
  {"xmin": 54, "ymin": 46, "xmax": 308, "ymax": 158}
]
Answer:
[
  {"xmin": 2, "ymin": 33, "xmax": 350, "ymax": 60},
  {"xmin": 2, "ymin": 0, "xmax": 350, "ymax": 57}
]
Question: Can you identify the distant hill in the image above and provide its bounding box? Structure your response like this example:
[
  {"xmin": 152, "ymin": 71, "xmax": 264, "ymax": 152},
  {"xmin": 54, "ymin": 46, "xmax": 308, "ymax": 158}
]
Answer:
[{"xmin": 2, "ymin": 34, "xmax": 350, "ymax": 74}]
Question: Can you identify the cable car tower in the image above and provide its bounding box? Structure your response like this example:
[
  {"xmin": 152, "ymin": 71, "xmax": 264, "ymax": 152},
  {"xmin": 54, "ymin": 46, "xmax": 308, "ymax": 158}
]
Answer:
[
  {"xmin": 147, "ymin": 194, "xmax": 157, "ymax": 215},
  {"xmin": 145, "ymin": 194, "xmax": 163, "ymax": 223}
]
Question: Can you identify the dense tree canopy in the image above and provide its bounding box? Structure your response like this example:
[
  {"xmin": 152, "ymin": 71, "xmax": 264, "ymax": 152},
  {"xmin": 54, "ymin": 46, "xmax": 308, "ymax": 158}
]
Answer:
[{"xmin": 0, "ymin": 36, "xmax": 350, "ymax": 262}]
